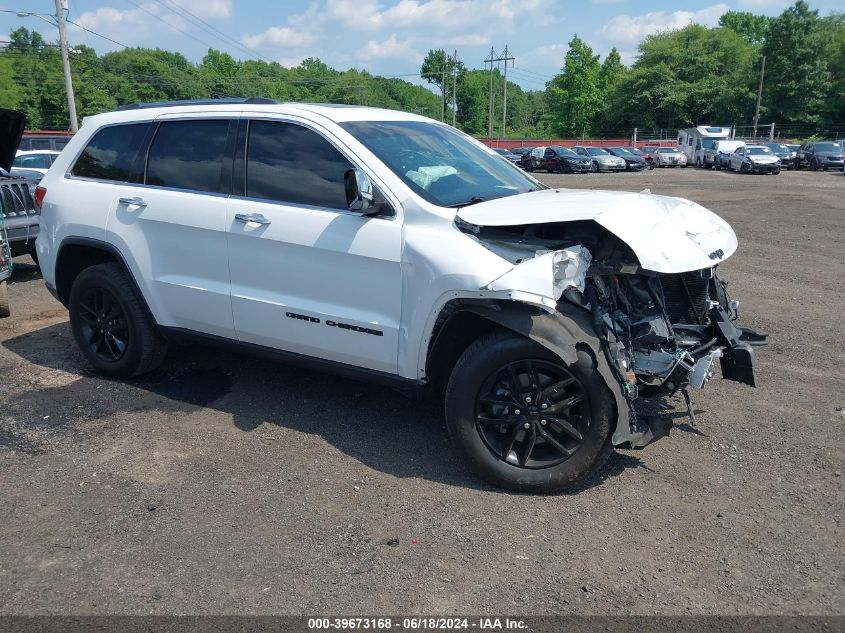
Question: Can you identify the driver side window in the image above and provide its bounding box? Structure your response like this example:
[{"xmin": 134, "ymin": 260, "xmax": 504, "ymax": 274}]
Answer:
[{"xmin": 246, "ymin": 120, "xmax": 353, "ymax": 210}]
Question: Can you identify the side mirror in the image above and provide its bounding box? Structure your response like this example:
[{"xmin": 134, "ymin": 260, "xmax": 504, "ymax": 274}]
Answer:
[{"xmin": 345, "ymin": 168, "xmax": 375, "ymax": 213}]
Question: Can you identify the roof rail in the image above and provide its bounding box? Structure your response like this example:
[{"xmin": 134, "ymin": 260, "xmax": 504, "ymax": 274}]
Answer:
[{"xmin": 117, "ymin": 97, "xmax": 279, "ymax": 111}]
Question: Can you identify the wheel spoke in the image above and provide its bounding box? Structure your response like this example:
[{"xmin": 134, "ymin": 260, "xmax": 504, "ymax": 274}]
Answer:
[
  {"xmin": 545, "ymin": 393, "xmax": 584, "ymax": 414},
  {"xmin": 547, "ymin": 415, "xmax": 583, "ymax": 442},
  {"xmin": 538, "ymin": 426, "xmax": 574, "ymax": 457},
  {"xmin": 505, "ymin": 363, "xmax": 522, "ymax": 395},
  {"xmin": 540, "ymin": 377, "xmax": 576, "ymax": 401},
  {"xmin": 524, "ymin": 360, "xmax": 540, "ymax": 390},
  {"xmin": 478, "ymin": 394, "xmax": 516, "ymax": 408},
  {"xmin": 476, "ymin": 414, "xmax": 523, "ymax": 427},
  {"xmin": 501, "ymin": 426, "xmax": 521, "ymax": 462},
  {"xmin": 519, "ymin": 425, "xmax": 537, "ymax": 466}
]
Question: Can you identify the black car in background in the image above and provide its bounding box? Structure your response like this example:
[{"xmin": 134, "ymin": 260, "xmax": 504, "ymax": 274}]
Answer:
[
  {"xmin": 509, "ymin": 146, "xmax": 534, "ymax": 170},
  {"xmin": 605, "ymin": 147, "xmax": 649, "ymax": 171},
  {"xmin": 492, "ymin": 148, "xmax": 521, "ymax": 165},
  {"xmin": 795, "ymin": 141, "xmax": 845, "ymax": 171},
  {"xmin": 763, "ymin": 143, "xmax": 797, "ymax": 169},
  {"xmin": 529, "ymin": 146, "xmax": 593, "ymax": 173}
]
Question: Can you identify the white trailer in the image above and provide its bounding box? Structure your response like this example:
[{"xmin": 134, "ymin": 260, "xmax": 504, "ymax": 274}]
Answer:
[{"xmin": 677, "ymin": 125, "xmax": 732, "ymax": 167}]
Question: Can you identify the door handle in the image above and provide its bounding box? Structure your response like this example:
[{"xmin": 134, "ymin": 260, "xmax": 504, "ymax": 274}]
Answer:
[
  {"xmin": 118, "ymin": 196, "xmax": 147, "ymax": 207},
  {"xmin": 235, "ymin": 213, "xmax": 271, "ymax": 225}
]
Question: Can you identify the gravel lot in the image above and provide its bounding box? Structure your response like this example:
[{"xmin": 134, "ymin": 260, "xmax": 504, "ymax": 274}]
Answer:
[{"xmin": 1, "ymin": 167, "xmax": 843, "ymax": 616}]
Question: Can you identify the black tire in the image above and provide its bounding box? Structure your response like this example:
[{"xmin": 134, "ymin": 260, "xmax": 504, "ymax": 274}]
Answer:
[
  {"xmin": 741, "ymin": 162, "xmax": 749, "ymax": 174},
  {"xmin": 591, "ymin": 161, "xmax": 599, "ymax": 173},
  {"xmin": 445, "ymin": 330, "xmax": 615, "ymax": 494},
  {"xmin": 0, "ymin": 280, "xmax": 9, "ymax": 318},
  {"xmin": 68, "ymin": 262, "xmax": 167, "ymax": 378},
  {"xmin": 811, "ymin": 158, "xmax": 819, "ymax": 171},
  {"xmin": 773, "ymin": 168, "xmax": 781, "ymax": 175}
]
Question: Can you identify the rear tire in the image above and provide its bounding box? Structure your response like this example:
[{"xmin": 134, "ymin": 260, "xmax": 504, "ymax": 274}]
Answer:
[
  {"xmin": 69, "ymin": 263, "xmax": 167, "ymax": 378},
  {"xmin": 445, "ymin": 330, "xmax": 615, "ymax": 494},
  {"xmin": 0, "ymin": 281, "xmax": 9, "ymax": 318}
]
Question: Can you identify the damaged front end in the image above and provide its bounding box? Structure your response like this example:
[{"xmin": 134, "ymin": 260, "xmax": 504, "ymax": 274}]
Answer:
[{"xmin": 458, "ymin": 199, "xmax": 767, "ymax": 449}]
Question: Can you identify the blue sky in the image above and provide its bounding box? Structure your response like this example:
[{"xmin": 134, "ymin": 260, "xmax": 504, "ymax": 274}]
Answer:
[{"xmin": 2, "ymin": 0, "xmax": 842, "ymax": 91}]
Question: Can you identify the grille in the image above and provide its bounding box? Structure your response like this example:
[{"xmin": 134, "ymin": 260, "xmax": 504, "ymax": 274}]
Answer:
[
  {"xmin": 0, "ymin": 182, "xmax": 37, "ymax": 218},
  {"xmin": 658, "ymin": 271, "xmax": 710, "ymax": 324}
]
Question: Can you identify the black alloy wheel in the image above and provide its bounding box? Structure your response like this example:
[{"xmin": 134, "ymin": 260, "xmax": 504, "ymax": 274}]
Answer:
[
  {"xmin": 475, "ymin": 359, "xmax": 590, "ymax": 468},
  {"xmin": 76, "ymin": 286, "xmax": 129, "ymax": 363}
]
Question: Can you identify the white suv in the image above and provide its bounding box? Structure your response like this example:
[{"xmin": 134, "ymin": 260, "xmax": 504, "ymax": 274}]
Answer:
[{"xmin": 35, "ymin": 99, "xmax": 765, "ymax": 493}]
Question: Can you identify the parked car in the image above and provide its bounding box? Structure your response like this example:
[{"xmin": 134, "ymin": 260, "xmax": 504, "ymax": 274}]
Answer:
[
  {"xmin": 35, "ymin": 98, "xmax": 765, "ymax": 493},
  {"xmin": 572, "ymin": 146, "xmax": 626, "ymax": 172},
  {"xmin": 728, "ymin": 145, "xmax": 781, "ymax": 174},
  {"xmin": 510, "ymin": 147, "xmax": 534, "ymax": 170},
  {"xmin": 795, "ymin": 141, "xmax": 845, "ymax": 171},
  {"xmin": 763, "ymin": 143, "xmax": 796, "ymax": 169},
  {"xmin": 638, "ymin": 145, "xmax": 660, "ymax": 168},
  {"xmin": 1, "ymin": 108, "xmax": 43, "ymax": 317},
  {"xmin": 492, "ymin": 148, "xmax": 521, "ymax": 165},
  {"xmin": 710, "ymin": 140, "xmax": 746, "ymax": 170},
  {"xmin": 1, "ymin": 111, "xmax": 41, "ymax": 266},
  {"xmin": 18, "ymin": 134, "xmax": 72, "ymax": 152},
  {"xmin": 12, "ymin": 149, "xmax": 61, "ymax": 175},
  {"xmin": 654, "ymin": 147, "xmax": 687, "ymax": 167},
  {"xmin": 528, "ymin": 146, "xmax": 592, "ymax": 173},
  {"xmin": 605, "ymin": 147, "xmax": 648, "ymax": 171}
]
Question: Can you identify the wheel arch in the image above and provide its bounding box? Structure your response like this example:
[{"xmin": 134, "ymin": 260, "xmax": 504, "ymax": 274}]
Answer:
[{"xmin": 54, "ymin": 238, "xmax": 157, "ymax": 326}]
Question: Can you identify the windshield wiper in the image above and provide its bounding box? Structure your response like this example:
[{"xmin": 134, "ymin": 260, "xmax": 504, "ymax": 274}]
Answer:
[{"xmin": 447, "ymin": 197, "xmax": 487, "ymax": 208}]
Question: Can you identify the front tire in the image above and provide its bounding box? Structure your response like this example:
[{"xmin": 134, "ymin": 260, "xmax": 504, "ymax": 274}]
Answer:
[
  {"xmin": 445, "ymin": 330, "xmax": 614, "ymax": 493},
  {"xmin": 69, "ymin": 263, "xmax": 168, "ymax": 378}
]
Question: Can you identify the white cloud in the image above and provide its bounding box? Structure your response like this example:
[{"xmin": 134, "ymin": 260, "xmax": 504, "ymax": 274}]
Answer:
[
  {"xmin": 737, "ymin": 0, "xmax": 786, "ymax": 6},
  {"xmin": 356, "ymin": 34, "xmax": 422, "ymax": 62},
  {"xmin": 243, "ymin": 26, "xmax": 315, "ymax": 49},
  {"xmin": 600, "ymin": 3, "xmax": 729, "ymax": 45}
]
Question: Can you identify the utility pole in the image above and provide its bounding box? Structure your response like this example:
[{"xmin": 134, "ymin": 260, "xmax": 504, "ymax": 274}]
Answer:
[
  {"xmin": 752, "ymin": 55, "xmax": 766, "ymax": 140},
  {"xmin": 485, "ymin": 47, "xmax": 495, "ymax": 140},
  {"xmin": 54, "ymin": 0, "xmax": 78, "ymax": 132},
  {"xmin": 440, "ymin": 49, "xmax": 446, "ymax": 122},
  {"xmin": 452, "ymin": 49, "xmax": 457, "ymax": 127},
  {"xmin": 500, "ymin": 45, "xmax": 514, "ymax": 139}
]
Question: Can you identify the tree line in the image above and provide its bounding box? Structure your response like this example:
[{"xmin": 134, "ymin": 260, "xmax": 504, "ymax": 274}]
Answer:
[{"xmin": 0, "ymin": 1, "xmax": 841, "ymax": 137}]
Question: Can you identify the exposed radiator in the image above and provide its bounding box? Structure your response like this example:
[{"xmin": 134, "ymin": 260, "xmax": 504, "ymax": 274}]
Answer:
[{"xmin": 658, "ymin": 271, "xmax": 710, "ymax": 324}]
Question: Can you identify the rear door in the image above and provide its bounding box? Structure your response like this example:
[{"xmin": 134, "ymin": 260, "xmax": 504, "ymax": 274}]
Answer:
[
  {"xmin": 105, "ymin": 116, "xmax": 236, "ymax": 338},
  {"xmin": 226, "ymin": 117, "xmax": 402, "ymax": 373}
]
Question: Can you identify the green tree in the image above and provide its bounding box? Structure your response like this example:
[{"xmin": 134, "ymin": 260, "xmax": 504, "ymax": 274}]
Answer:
[
  {"xmin": 761, "ymin": 1, "xmax": 830, "ymax": 123},
  {"xmin": 546, "ymin": 35, "xmax": 603, "ymax": 137},
  {"xmin": 719, "ymin": 11, "xmax": 771, "ymax": 46},
  {"xmin": 606, "ymin": 24, "xmax": 757, "ymax": 129}
]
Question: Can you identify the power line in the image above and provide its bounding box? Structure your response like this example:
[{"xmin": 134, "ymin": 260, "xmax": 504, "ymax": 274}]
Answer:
[
  {"xmin": 122, "ymin": 0, "xmax": 220, "ymax": 51},
  {"xmin": 66, "ymin": 18, "xmax": 129, "ymax": 49},
  {"xmin": 150, "ymin": 0, "xmax": 272, "ymax": 62}
]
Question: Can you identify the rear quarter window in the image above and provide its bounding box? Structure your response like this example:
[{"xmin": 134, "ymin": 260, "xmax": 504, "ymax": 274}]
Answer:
[{"xmin": 71, "ymin": 123, "xmax": 152, "ymax": 182}]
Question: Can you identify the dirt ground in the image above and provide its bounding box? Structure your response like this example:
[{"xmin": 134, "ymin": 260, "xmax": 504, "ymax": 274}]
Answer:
[{"xmin": 0, "ymin": 167, "xmax": 843, "ymax": 616}]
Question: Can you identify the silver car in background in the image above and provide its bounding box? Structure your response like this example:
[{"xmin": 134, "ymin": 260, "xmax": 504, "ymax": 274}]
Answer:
[
  {"xmin": 655, "ymin": 147, "xmax": 688, "ymax": 167},
  {"xmin": 572, "ymin": 146, "xmax": 626, "ymax": 172}
]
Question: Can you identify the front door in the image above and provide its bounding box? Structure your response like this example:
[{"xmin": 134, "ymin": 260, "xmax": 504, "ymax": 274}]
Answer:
[{"xmin": 226, "ymin": 119, "xmax": 402, "ymax": 374}]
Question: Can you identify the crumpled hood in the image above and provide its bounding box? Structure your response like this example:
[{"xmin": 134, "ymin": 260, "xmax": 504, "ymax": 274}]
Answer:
[
  {"xmin": 457, "ymin": 188, "xmax": 738, "ymax": 274},
  {"xmin": 749, "ymin": 155, "xmax": 779, "ymax": 164},
  {"xmin": 0, "ymin": 109, "xmax": 27, "ymax": 173}
]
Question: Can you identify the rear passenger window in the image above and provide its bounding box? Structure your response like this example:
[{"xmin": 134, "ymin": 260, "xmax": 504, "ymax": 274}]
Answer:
[
  {"xmin": 246, "ymin": 120, "xmax": 353, "ymax": 209},
  {"xmin": 146, "ymin": 120, "xmax": 230, "ymax": 193},
  {"xmin": 72, "ymin": 123, "xmax": 151, "ymax": 182}
]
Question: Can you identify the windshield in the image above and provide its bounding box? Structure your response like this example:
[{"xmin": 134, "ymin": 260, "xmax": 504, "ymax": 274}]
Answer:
[
  {"xmin": 747, "ymin": 147, "xmax": 774, "ymax": 155},
  {"xmin": 493, "ymin": 148, "xmax": 512, "ymax": 156},
  {"xmin": 701, "ymin": 140, "xmax": 716, "ymax": 149},
  {"xmin": 553, "ymin": 147, "xmax": 578, "ymax": 157},
  {"xmin": 585, "ymin": 147, "xmax": 609, "ymax": 156},
  {"xmin": 766, "ymin": 144, "xmax": 788, "ymax": 151},
  {"xmin": 814, "ymin": 142, "xmax": 842, "ymax": 152},
  {"xmin": 657, "ymin": 147, "xmax": 678, "ymax": 153},
  {"xmin": 340, "ymin": 121, "xmax": 539, "ymax": 207},
  {"xmin": 609, "ymin": 147, "xmax": 633, "ymax": 156}
]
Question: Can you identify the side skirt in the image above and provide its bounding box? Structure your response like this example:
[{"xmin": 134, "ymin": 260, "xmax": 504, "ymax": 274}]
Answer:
[{"xmin": 161, "ymin": 327, "xmax": 426, "ymax": 399}]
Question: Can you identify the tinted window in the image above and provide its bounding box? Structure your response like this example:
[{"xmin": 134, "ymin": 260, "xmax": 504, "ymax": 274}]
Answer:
[
  {"xmin": 246, "ymin": 120, "xmax": 353, "ymax": 209},
  {"xmin": 146, "ymin": 120, "xmax": 229, "ymax": 193},
  {"xmin": 30, "ymin": 139, "xmax": 53, "ymax": 150},
  {"xmin": 72, "ymin": 123, "xmax": 151, "ymax": 182},
  {"xmin": 14, "ymin": 154, "xmax": 51, "ymax": 169}
]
